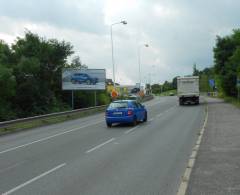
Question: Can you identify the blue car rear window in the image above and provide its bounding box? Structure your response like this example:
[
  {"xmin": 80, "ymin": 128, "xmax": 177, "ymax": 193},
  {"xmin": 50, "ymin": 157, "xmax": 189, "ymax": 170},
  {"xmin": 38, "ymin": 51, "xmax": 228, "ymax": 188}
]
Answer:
[{"xmin": 109, "ymin": 102, "xmax": 128, "ymax": 108}]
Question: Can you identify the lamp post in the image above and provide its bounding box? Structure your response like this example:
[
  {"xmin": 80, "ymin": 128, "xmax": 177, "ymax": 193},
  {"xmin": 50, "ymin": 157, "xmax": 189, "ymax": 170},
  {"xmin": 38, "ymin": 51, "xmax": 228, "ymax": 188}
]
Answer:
[
  {"xmin": 110, "ymin": 20, "xmax": 127, "ymax": 88},
  {"xmin": 138, "ymin": 43, "xmax": 149, "ymax": 89}
]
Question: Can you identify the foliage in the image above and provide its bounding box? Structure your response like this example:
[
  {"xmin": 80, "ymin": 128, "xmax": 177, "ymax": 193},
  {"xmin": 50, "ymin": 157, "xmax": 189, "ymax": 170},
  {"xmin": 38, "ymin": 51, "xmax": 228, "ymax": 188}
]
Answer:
[
  {"xmin": 213, "ymin": 29, "xmax": 240, "ymax": 97},
  {"xmin": 67, "ymin": 56, "xmax": 88, "ymax": 69},
  {"xmin": 151, "ymin": 76, "xmax": 178, "ymax": 94},
  {"xmin": 0, "ymin": 31, "xmax": 109, "ymax": 121}
]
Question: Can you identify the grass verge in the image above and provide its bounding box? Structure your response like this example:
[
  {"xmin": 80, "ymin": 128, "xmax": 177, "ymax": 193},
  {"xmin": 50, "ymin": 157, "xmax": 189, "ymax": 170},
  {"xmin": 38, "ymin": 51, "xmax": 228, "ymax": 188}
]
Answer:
[
  {"xmin": 223, "ymin": 96, "xmax": 240, "ymax": 108},
  {"xmin": 0, "ymin": 107, "xmax": 106, "ymax": 135},
  {"xmin": 155, "ymin": 89, "xmax": 177, "ymax": 96}
]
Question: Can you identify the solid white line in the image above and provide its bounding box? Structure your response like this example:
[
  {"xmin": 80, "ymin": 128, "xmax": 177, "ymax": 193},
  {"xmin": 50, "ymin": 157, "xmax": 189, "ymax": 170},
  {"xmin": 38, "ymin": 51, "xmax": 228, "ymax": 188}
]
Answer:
[
  {"xmin": 2, "ymin": 163, "xmax": 66, "ymax": 195},
  {"xmin": 124, "ymin": 126, "xmax": 139, "ymax": 134},
  {"xmin": 177, "ymin": 104, "xmax": 209, "ymax": 195},
  {"xmin": 85, "ymin": 138, "xmax": 115, "ymax": 153},
  {"xmin": 0, "ymin": 120, "xmax": 104, "ymax": 155}
]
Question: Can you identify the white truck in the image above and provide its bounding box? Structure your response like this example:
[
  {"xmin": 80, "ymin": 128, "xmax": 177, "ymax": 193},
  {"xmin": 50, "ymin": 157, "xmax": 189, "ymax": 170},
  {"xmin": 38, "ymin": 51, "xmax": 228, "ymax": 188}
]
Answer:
[{"xmin": 177, "ymin": 76, "xmax": 200, "ymax": 105}]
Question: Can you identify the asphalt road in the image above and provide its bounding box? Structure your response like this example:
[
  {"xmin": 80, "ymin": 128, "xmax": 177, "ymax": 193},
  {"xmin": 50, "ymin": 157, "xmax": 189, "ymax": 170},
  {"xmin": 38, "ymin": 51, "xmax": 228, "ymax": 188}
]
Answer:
[{"xmin": 0, "ymin": 96, "xmax": 205, "ymax": 195}]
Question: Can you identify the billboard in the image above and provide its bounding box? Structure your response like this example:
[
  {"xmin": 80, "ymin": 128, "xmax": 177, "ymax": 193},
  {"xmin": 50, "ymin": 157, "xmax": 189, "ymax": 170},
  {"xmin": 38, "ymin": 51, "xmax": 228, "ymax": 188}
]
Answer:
[{"xmin": 62, "ymin": 69, "xmax": 106, "ymax": 90}]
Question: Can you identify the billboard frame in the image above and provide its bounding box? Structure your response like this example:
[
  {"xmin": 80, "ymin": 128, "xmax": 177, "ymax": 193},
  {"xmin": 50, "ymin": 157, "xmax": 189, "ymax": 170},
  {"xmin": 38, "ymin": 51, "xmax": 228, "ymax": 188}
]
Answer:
[{"xmin": 62, "ymin": 68, "xmax": 106, "ymax": 91}]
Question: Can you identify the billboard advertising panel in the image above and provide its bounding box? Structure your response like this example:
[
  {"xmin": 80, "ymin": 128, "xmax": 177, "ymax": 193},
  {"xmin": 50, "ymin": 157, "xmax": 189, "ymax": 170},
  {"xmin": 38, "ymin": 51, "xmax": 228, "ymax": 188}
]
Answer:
[{"xmin": 62, "ymin": 69, "xmax": 106, "ymax": 90}]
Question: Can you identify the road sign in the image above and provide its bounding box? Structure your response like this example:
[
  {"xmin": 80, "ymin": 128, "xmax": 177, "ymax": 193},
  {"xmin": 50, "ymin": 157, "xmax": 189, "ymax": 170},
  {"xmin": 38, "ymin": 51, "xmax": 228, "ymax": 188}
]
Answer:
[
  {"xmin": 111, "ymin": 90, "xmax": 118, "ymax": 98},
  {"xmin": 209, "ymin": 79, "xmax": 215, "ymax": 88}
]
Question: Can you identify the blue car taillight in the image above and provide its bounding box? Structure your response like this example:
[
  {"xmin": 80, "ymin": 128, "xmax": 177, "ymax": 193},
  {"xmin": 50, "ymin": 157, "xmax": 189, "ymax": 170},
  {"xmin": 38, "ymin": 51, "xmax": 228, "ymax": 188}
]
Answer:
[{"xmin": 127, "ymin": 109, "xmax": 133, "ymax": 116}]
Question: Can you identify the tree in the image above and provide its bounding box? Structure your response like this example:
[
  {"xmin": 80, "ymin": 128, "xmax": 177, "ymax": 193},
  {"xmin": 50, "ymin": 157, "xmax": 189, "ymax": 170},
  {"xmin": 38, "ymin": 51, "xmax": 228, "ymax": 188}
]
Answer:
[
  {"xmin": 10, "ymin": 31, "xmax": 74, "ymax": 117},
  {"xmin": 0, "ymin": 41, "xmax": 16, "ymax": 120},
  {"xmin": 172, "ymin": 76, "xmax": 178, "ymax": 89},
  {"xmin": 213, "ymin": 29, "xmax": 240, "ymax": 96},
  {"xmin": 68, "ymin": 56, "xmax": 88, "ymax": 69},
  {"xmin": 193, "ymin": 63, "xmax": 199, "ymax": 76}
]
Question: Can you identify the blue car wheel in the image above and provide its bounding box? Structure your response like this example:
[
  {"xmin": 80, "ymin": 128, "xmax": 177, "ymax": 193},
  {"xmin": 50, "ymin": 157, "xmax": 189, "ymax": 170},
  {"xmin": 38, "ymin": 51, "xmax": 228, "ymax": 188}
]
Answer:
[
  {"xmin": 106, "ymin": 122, "xmax": 112, "ymax": 128},
  {"xmin": 143, "ymin": 112, "xmax": 147, "ymax": 122},
  {"xmin": 132, "ymin": 116, "xmax": 137, "ymax": 126}
]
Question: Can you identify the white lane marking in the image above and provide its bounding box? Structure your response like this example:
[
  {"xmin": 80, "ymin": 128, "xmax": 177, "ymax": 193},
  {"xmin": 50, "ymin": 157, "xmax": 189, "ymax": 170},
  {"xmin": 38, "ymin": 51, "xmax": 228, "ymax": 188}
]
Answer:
[
  {"xmin": 155, "ymin": 106, "xmax": 177, "ymax": 118},
  {"xmin": 0, "ymin": 161, "xmax": 25, "ymax": 174},
  {"xmin": 124, "ymin": 126, "xmax": 139, "ymax": 134},
  {"xmin": 157, "ymin": 113, "xmax": 163, "ymax": 117},
  {"xmin": 149, "ymin": 118, "xmax": 154, "ymax": 122},
  {"xmin": 177, "ymin": 105, "xmax": 208, "ymax": 195},
  {"xmin": 2, "ymin": 163, "xmax": 66, "ymax": 195},
  {"xmin": 144, "ymin": 101, "xmax": 164, "ymax": 107},
  {"xmin": 85, "ymin": 138, "xmax": 115, "ymax": 153},
  {"xmin": 0, "ymin": 120, "xmax": 104, "ymax": 155}
]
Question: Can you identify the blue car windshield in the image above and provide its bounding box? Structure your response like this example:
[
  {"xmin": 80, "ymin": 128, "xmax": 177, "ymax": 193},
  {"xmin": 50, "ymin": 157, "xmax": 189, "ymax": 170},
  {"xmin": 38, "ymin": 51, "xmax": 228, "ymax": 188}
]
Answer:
[{"xmin": 109, "ymin": 102, "xmax": 128, "ymax": 109}]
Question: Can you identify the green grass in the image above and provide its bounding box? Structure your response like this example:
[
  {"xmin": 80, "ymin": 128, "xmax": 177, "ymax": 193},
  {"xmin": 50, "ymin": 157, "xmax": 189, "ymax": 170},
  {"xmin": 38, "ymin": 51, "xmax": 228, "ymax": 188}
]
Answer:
[
  {"xmin": 223, "ymin": 96, "xmax": 240, "ymax": 108},
  {"xmin": 155, "ymin": 89, "xmax": 177, "ymax": 96},
  {"xmin": 0, "ymin": 107, "xmax": 106, "ymax": 135}
]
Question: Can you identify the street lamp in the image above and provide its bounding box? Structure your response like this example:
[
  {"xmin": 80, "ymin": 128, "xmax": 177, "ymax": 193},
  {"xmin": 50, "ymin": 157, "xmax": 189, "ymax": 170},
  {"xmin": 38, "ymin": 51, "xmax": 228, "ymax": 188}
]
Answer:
[
  {"xmin": 138, "ymin": 43, "xmax": 149, "ymax": 89},
  {"xmin": 110, "ymin": 20, "xmax": 127, "ymax": 87}
]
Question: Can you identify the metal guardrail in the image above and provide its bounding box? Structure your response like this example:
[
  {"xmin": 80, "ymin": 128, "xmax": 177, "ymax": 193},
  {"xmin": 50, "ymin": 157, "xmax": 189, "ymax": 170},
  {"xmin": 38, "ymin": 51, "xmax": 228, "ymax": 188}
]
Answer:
[
  {"xmin": 0, "ymin": 105, "xmax": 107, "ymax": 128},
  {"xmin": 0, "ymin": 95, "xmax": 154, "ymax": 130},
  {"xmin": 142, "ymin": 95, "xmax": 154, "ymax": 102}
]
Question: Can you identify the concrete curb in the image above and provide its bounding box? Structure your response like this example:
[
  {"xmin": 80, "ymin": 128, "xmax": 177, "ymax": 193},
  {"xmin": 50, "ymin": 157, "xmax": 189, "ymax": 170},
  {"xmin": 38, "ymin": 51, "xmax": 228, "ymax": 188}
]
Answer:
[{"xmin": 177, "ymin": 101, "xmax": 209, "ymax": 195}]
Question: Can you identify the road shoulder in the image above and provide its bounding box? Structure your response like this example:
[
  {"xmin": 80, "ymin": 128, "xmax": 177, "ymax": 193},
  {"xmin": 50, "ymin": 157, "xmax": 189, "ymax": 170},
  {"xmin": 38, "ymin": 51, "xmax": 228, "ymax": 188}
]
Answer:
[{"xmin": 186, "ymin": 98, "xmax": 240, "ymax": 195}]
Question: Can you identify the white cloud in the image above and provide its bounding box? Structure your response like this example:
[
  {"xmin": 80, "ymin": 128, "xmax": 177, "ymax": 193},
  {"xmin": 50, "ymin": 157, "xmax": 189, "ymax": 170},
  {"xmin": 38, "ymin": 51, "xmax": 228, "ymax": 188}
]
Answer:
[{"xmin": 1, "ymin": 0, "xmax": 240, "ymax": 85}]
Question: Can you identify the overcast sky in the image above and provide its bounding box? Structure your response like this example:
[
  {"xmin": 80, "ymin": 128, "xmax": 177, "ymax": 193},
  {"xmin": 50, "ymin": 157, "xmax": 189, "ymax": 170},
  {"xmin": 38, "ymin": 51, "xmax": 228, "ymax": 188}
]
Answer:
[{"xmin": 0, "ymin": 0, "xmax": 240, "ymax": 85}]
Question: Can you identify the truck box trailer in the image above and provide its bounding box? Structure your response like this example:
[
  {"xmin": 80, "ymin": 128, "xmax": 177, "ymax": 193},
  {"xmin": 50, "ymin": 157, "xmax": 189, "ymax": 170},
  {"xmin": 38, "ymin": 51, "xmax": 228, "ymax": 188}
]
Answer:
[{"xmin": 177, "ymin": 76, "xmax": 200, "ymax": 105}]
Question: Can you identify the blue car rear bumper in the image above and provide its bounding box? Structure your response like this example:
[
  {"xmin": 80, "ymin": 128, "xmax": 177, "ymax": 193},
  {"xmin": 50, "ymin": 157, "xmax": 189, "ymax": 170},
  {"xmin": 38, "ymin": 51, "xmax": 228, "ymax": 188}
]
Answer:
[{"xmin": 106, "ymin": 116, "xmax": 134, "ymax": 124}]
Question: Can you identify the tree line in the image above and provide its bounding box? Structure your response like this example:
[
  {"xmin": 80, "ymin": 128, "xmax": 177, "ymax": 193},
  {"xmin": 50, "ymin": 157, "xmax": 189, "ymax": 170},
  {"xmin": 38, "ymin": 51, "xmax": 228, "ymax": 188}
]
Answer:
[
  {"xmin": 194, "ymin": 29, "xmax": 240, "ymax": 97},
  {"xmin": 152, "ymin": 29, "xmax": 240, "ymax": 97},
  {"xmin": 0, "ymin": 31, "xmax": 110, "ymax": 121},
  {"xmin": 151, "ymin": 77, "xmax": 178, "ymax": 94}
]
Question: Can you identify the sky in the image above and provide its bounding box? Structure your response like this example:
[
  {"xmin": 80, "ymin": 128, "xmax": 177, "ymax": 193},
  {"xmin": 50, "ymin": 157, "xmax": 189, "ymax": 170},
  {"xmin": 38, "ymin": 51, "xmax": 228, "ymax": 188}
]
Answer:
[{"xmin": 0, "ymin": 0, "xmax": 240, "ymax": 85}]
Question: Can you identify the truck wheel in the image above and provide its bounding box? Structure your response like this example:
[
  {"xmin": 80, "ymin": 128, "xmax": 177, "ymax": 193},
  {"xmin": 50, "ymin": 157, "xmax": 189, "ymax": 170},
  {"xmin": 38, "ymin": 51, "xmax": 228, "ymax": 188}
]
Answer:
[{"xmin": 179, "ymin": 100, "xmax": 183, "ymax": 106}]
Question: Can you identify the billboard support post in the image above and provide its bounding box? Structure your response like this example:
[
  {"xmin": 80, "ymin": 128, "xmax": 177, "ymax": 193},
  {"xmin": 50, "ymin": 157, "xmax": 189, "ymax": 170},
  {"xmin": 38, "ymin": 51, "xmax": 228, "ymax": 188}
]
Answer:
[
  {"xmin": 72, "ymin": 90, "xmax": 74, "ymax": 110},
  {"xmin": 238, "ymin": 87, "xmax": 240, "ymax": 101},
  {"xmin": 237, "ymin": 78, "xmax": 240, "ymax": 101},
  {"xmin": 94, "ymin": 91, "xmax": 97, "ymax": 106}
]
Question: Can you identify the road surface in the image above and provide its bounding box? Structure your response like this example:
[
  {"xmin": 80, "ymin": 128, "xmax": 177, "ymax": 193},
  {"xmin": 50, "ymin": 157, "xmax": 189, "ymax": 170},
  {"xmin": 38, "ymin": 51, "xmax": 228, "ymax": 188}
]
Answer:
[{"xmin": 0, "ymin": 96, "xmax": 205, "ymax": 195}]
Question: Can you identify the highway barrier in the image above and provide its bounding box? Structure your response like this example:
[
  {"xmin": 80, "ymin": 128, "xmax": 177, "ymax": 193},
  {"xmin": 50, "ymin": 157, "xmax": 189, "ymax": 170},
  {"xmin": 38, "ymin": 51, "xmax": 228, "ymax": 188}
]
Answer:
[
  {"xmin": 0, "ymin": 105, "xmax": 107, "ymax": 135},
  {"xmin": 0, "ymin": 95, "xmax": 154, "ymax": 135}
]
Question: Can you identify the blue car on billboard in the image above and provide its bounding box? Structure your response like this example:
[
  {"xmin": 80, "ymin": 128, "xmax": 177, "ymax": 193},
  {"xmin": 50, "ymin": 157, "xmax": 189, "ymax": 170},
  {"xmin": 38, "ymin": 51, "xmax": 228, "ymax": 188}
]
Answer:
[
  {"xmin": 71, "ymin": 73, "xmax": 98, "ymax": 85},
  {"xmin": 105, "ymin": 100, "xmax": 147, "ymax": 127}
]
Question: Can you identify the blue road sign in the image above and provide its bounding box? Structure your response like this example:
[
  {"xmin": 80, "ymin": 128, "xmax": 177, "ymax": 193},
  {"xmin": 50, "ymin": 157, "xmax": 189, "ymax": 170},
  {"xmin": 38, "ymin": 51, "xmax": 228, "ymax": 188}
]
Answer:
[{"xmin": 209, "ymin": 79, "xmax": 215, "ymax": 88}]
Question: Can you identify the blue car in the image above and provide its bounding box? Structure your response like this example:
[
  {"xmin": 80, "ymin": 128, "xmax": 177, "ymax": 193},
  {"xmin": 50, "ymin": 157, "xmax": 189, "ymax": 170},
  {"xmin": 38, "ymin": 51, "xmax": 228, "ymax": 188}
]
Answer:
[
  {"xmin": 71, "ymin": 73, "xmax": 98, "ymax": 85},
  {"xmin": 105, "ymin": 100, "xmax": 147, "ymax": 127}
]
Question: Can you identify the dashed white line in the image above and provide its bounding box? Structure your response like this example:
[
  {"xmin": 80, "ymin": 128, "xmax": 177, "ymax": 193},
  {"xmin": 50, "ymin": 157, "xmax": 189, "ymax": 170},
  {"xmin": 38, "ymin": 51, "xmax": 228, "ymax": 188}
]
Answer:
[
  {"xmin": 149, "ymin": 118, "xmax": 154, "ymax": 122},
  {"xmin": 0, "ymin": 120, "xmax": 104, "ymax": 155},
  {"xmin": 2, "ymin": 163, "xmax": 66, "ymax": 195},
  {"xmin": 0, "ymin": 161, "xmax": 25, "ymax": 174},
  {"xmin": 124, "ymin": 126, "xmax": 139, "ymax": 134},
  {"xmin": 85, "ymin": 138, "xmax": 115, "ymax": 153},
  {"xmin": 157, "ymin": 113, "xmax": 163, "ymax": 117}
]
